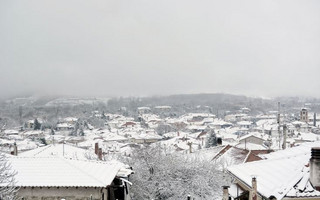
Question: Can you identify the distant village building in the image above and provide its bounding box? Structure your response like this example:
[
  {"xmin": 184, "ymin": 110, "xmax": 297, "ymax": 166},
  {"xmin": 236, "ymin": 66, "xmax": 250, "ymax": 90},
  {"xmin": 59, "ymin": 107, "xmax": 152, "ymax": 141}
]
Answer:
[
  {"xmin": 154, "ymin": 106, "xmax": 171, "ymax": 112},
  {"xmin": 25, "ymin": 118, "xmax": 44, "ymax": 129},
  {"xmin": 137, "ymin": 107, "xmax": 151, "ymax": 114},
  {"xmin": 300, "ymin": 108, "xmax": 309, "ymax": 123},
  {"xmin": 63, "ymin": 117, "xmax": 78, "ymax": 125},
  {"xmin": 56, "ymin": 123, "xmax": 74, "ymax": 131},
  {"xmin": 240, "ymin": 107, "xmax": 251, "ymax": 113},
  {"xmin": 121, "ymin": 121, "xmax": 137, "ymax": 128},
  {"xmin": 237, "ymin": 121, "xmax": 253, "ymax": 129},
  {"xmin": 237, "ymin": 134, "xmax": 267, "ymax": 150}
]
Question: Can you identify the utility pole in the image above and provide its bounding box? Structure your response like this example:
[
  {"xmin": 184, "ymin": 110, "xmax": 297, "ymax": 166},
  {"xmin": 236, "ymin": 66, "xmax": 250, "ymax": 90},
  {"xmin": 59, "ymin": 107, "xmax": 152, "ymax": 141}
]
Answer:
[
  {"xmin": 282, "ymin": 124, "xmax": 287, "ymax": 149},
  {"xmin": 277, "ymin": 102, "xmax": 281, "ymax": 149},
  {"xmin": 63, "ymin": 141, "xmax": 65, "ymax": 157}
]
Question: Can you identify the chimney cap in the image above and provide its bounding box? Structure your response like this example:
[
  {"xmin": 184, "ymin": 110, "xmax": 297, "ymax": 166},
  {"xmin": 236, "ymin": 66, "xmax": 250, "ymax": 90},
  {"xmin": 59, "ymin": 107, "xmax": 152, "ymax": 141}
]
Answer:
[{"xmin": 311, "ymin": 147, "xmax": 320, "ymax": 159}]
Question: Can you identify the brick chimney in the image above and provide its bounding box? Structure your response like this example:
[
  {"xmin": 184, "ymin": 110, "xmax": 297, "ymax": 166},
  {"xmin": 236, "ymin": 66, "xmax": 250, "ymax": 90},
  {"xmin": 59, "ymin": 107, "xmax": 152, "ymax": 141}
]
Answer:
[
  {"xmin": 187, "ymin": 142, "xmax": 192, "ymax": 154},
  {"xmin": 95, "ymin": 143, "xmax": 99, "ymax": 155},
  {"xmin": 98, "ymin": 148, "xmax": 103, "ymax": 160},
  {"xmin": 222, "ymin": 186, "xmax": 229, "ymax": 200},
  {"xmin": 314, "ymin": 113, "xmax": 317, "ymax": 127},
  {"xmin": 310, "ymin": 147, "xmax": 320, "ymax": 191},
  {"xmin": 12, "ymin": 143, "xmax": 18, "ymax": 156},
  {"xmin": 249, "ymin": 177, "xmax": 258, "ymax": 200}
]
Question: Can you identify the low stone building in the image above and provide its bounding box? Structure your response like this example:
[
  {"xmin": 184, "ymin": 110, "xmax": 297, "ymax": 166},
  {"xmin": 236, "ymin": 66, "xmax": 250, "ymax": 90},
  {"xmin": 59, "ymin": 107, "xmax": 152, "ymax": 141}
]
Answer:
[{"xmin": 6, "ymin": 156, "xmax": 133, "ymax": 200}]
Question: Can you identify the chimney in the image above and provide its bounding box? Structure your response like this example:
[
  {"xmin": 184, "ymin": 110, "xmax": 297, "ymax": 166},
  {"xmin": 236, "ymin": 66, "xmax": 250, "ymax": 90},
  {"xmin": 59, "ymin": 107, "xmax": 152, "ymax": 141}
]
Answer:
[
  {"xmin": 282, "ymin": 125, "xmax": 287, "ymax": 150},
  {"xmin": 310, "ymin": 147, "xmax": 320, "ymax": 191},
  {"xmin": 249, "ymin": 177, "xmax": 258, "ymax": 200},
  {"xmin": 177, "ymin": 132, "xmax": 180, "ymax": 137},
  {"xmin": 217, "ymin": 137, "xmax": 222, "ymax": 145},
  {"xmin": 13, "ymin": 143, "xmax": 18, "ymax": 156},
  {"xmin": 222, "ymin": 186, "xmax": 229, "ymax": 200},
  {"xmin": 314, "ymin": 113, "xmax": 317, "ymax": 127},
  {"xmin": 95, "ymin": 143, "xmax": 99, "ymax": 155},
  {"xmin": 187, "ymin": 142, "xmax": 192, "ymax": 154},
  {"xmin": 98, "ymin": 148, "xmax": 103, "ymax": 160}
]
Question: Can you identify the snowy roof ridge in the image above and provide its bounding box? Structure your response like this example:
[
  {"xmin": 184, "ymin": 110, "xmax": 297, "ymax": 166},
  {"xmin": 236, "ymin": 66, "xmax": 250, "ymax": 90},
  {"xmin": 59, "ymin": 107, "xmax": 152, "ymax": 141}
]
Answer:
[
  {"xmin": 228, "ymin": 155, "xmax": 310, "ymax": 199},
  {"xmin": 227, "ymin": 142, "xmax": 320, "ymax": 199},
  {"xmin": 261, "ymin": 151, "xmax": 310, "ymax": 162},
  {"xmin": 62, "ymin": 157, "xmax": 110, "ymax": 186},
  {"xmin": 19, "ymin": 143, "xmax": 91, "ymax": 160},
  {"xmin": 31, "ymin": 144, "xmax": 52, "ymax": 156},
  {"xmin": 243, "ymin": 150, "xmax": 251, "ymax": 163},
  {"xmin": 7, "ymin": 156, "xmax": 122, "ymax": 187}
]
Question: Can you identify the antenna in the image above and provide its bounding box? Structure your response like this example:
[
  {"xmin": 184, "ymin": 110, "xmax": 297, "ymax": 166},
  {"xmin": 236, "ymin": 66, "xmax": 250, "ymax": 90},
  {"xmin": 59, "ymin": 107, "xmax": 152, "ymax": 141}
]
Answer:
[
  {"xmin": 277, "ymin": 102, "xmax": 280, "ymax": 124},
  {"xmin": 278, "ymin": 102, "xmax": 281, "ymax": 149}
]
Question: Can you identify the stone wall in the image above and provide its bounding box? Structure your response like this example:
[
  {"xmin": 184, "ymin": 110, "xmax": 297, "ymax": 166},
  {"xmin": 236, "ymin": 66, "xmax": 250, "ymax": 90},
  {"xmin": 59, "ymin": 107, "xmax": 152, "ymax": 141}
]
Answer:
[{"xmin": 17, "ymin": 187, "xmax": 106, "ymax": 200}]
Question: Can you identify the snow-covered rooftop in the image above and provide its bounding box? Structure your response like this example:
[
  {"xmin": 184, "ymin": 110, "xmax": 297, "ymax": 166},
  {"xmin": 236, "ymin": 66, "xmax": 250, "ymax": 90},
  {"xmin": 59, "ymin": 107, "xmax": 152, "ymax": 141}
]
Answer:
[
  {"xmin": 6, "ymin": 157, "xmax": 123, "ymax": 187},
  {"xmin": 228, "ymin": 141, "xmax": 320, "ymax": 199},
  {"xmin": 19, "ymin": 143, "xmax": 93, "ymax": 160}
]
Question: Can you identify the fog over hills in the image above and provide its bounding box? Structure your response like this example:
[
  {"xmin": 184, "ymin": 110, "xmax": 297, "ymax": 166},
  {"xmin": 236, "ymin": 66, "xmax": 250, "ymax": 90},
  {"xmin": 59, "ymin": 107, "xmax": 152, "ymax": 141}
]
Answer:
[{"xmin": 1, "ymin": 0, "xmax": 320, "ymax": 99}]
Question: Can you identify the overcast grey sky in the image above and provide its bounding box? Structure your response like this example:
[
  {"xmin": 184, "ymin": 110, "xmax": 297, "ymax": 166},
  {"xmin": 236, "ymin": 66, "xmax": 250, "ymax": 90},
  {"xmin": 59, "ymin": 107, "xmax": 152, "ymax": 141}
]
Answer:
[{"xmin": 1, "ymin": 0, "xmax": 319, "ymax": 98}]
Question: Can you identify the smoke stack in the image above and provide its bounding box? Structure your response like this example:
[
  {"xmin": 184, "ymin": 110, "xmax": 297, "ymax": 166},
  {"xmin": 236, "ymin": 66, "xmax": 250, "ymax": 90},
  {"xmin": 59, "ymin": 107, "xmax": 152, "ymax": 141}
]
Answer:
[
  {"xmin": 314, "ymin": 113, "xmax": 317, "ymax": 127},
  {"xmin": 249, "ymin": 177, "xmax": 257, "ymax": 200},
  {"xmin": 222, "ymin": 186, "xmax": 229, "ymax": 200},
  {"xmin": 98, "ymin": 148, "xmax": 103, "ymax": 160},
  {"xmin": 282, "ymin": 125, "xmax": 287, "ymax": 150},
  {"xmin": 95, "ymin": 143, "xmax": 99, "ymax": 155},
  {"xmin": 310, "ymin": 147, "xmax": 320, "ymax": 191},
  {"xmin": 11, "ymin": 143, "xmax": 18, "ymax": 156},
  {"xmin": 187, "ymin": 142, "xmax": 192, "ymax": 154},
  {"xmin": 13, "ymin": 143, "xmax": 18, "ymax": 156}
]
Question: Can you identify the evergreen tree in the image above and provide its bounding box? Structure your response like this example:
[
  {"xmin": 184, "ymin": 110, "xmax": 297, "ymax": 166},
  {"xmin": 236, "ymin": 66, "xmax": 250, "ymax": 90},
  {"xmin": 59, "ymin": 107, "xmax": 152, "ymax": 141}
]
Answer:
[
  {"xmin": 33, "ymin": 118, "xmax": 41, "ymax": 130},
  {"xmin": 70, "ymin": 121, "xmax": 79, "ymax": 136},
  {"xmin": 50, "ymin": 128, "xmax": 55, "ymax": 135},
  {"xmin": 101, "ymin": 111, "xmax": 106, "ymax": 119},
  {"xmin": 205, "ymin": 130, "xmax": 217, "ymax": 148},
  {"xmin": 79, "ymin": 128, "xmax": 85, "ymax": 136},
  {"xmin": 39, "ymin": 138, "xmax": 47, "ymax": 145}
]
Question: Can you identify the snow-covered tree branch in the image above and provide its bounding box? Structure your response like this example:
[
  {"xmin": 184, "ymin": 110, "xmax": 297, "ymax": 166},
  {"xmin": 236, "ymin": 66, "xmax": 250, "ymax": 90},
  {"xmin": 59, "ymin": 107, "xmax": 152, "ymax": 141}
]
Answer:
[
  {"xmin": 124, "ymin": 146, "xmax": 226, "ymax": 200},
  {"xmin": 0, "ymin": 153, "xmax": 18, "ymax": 199}
]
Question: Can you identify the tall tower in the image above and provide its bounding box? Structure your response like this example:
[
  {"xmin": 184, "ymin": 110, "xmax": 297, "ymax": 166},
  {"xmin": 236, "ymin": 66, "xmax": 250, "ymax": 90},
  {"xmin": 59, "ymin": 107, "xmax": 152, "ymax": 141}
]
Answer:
[{"xmin": 300, "ymin": 108, "xmax": 309, "ymax": 123}]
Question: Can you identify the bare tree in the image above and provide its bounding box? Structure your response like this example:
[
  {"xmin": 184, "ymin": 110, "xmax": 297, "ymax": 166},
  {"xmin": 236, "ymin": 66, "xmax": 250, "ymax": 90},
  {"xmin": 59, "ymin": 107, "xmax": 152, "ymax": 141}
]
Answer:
[
  {"xmin": 0, "ymin": 153, "xmax": 18, "ymax": 199},
  {"xmin": 124, "ymin": 146, "xmax": 225, "ymax": 200}
]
